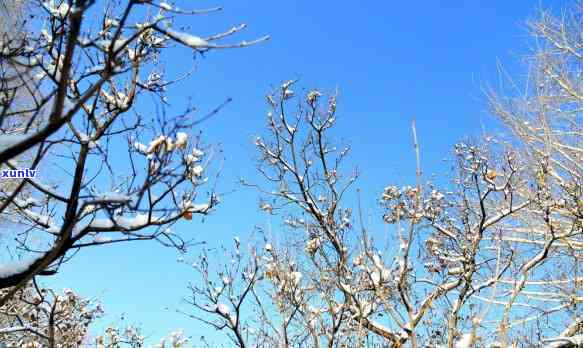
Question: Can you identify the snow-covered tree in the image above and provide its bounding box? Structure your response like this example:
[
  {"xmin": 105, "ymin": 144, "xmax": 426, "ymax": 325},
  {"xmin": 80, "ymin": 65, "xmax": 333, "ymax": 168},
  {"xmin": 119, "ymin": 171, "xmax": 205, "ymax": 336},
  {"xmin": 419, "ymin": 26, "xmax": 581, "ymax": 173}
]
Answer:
[
  {"xmin": 184, "ymin": 4, "xmax": 581, "ymax": 347},
  {"xmin": 0, "ymin": 0, "xmax": 268, "ymax": 306},
  {"xmin": 0, "ymin": 281, "xmax": 191, "ymax": 347},
  {"xmin": 0, "ymin": 281, "xmax": 103, "ymax": 347}
]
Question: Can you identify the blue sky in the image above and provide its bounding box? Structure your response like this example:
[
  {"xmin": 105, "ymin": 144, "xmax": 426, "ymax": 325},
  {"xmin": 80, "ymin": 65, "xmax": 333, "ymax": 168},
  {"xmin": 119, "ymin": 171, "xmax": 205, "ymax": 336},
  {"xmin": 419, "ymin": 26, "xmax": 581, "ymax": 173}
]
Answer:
[{"xmin": 44, "ymin": 0, "xmax": 569, "ymax": 344}]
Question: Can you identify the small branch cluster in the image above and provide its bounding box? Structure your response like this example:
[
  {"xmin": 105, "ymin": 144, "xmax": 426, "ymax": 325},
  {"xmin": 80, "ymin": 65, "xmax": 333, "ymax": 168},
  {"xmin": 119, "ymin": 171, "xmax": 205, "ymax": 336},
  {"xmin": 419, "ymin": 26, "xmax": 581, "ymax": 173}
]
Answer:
[{"xmin": 0, "ymin": 0, "xmax": 268, "ymax": 305}]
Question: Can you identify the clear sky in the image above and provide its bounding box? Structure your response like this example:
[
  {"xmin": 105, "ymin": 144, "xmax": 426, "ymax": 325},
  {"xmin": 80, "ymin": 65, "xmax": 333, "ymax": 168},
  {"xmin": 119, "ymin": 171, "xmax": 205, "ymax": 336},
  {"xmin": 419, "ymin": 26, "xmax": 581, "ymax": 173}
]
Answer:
[{"xmin": 44, "ymin": 0, "xmax": 569, "ymax": 345}]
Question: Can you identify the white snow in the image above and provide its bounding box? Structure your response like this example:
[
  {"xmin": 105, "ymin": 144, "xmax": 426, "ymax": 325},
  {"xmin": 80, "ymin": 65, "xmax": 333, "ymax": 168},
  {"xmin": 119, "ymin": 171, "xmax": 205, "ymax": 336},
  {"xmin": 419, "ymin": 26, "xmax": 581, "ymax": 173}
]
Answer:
[
  {"xmin": 192, "ymin": 148, "xmax": 204, "ymax": 157},
  {"xmin": 186, "ymin": 153, "xmax": 202, "ymax": 165},
  {"xmin": 165, "ymin": 137, "xmax": 175, "ymax": 151},
  {"xmin": 94, "ymin": 38, "xmax": 130, "ymax": 53},
  {"xmin": 454, "ymin": 333, "xmax": 473, "ymax": 348},
  {"xmin": 448, "ymin": 267, "xmax": 464, "ymax": 275},
  {"xmin": 545, "ymin": 335, "xmax": 583, "ymax": 347},
  {"xmin": 370, "ymin": 269, "xmax": 381, "ymax": 286},
  {"xmin": 15, "ymin": 204, "xmax": 55, "ymax": 230},
  {"xmin": 190, "ymin": 203, "xmax": 210, "ymax": 212},
  {"xmin": 23, "ymin": 197, "xmax": 40, "ymax": 207},
  {"xmin": 127, "ymin": 48, "xmax": 139, "ymax": 61},
  {"xmin": 175, "ymin": 132, "xmax": 188, "ymax": 149},
  {"xmin": 101, "ymin": 90, "xmax": 129, "ymax": 108},
  {"xmin": 43, "ymin": 1, "xmax": 69, "ymax": 19},
  {"xmin": 228, "ymin": 313, "xmax": 238, "ymax": 326},
  {"xmin": 190, "ymin": 165, "xmax": 203, "ymax": 177},
  {"xmin": 290, "ymin": 271, "xmax": 302, "ymax": 286},
  {"xmin": 149, "ymin": 160, "xmax": 161, "ymax": 172},
  {"xmin": 133, "ymin": 141, "xmax": 148, "ymax": 154},
  {"xmin": 159, "ymin": 2, "xmax": 172, "ymax": 10},
  {"xmin": 368, "ymin": 320, "xmax": 393, "ymax": 336},
  {"xmin": 77, "ymin": 132, "xmax": 90, "ymax": 142},
  {"xmin": 96, "ymin": 192, "xmax": 131, "ymax": 204},
  {"xmin": 281, "ymin": 80, "xmax": 294, "ymax": 89},
  {"xmin": 119, "ymin": 213, "xmax": 149, "ymax": 228},
  {"xmin": 340, "ymin": 283, "xmax": 353, "ymax": 294},
  {"xmin": 41, "ymin": 29, "xmax": 52, "ymax": 44},
  {"xmin": 259, "ymin": 202, "xmax": 273, "ymax": 213},
  {"xmin": 88, "ymin": 218, "xmax": 115, "ymax": 229},
  {"xmin": 163, "ymin": 29, "xmax": 210, "ymax": 49},
  {"xmin": 94, "ymin": 235, "xmax": 112, "ymax": 243},
  {"xmin": 216, "ymin": 303, "xmax": 230, "ymax": 315},
  {"xmin": 147, "ymin": 135, "xmax": 167, "ymax": 154},
  {"xmin": 104, "ymin": 18, "xmax": 120, "ymax": 27},
  {"xmin": 306, "ymin": 90, "xmax": 322, "ymax": 103},
  {"xmin": 358, "ymin": 301, "xmax": 373, "ymax": 316},
  {"xmin": 0, "ymin": 253, "xmax": 46, "ymax": 278},
  {"xmin": 89, "ymin": 213, "xmax": 150, "ymax": 229},
  {"xmin": 84, "ymin": 64, "xmax": 105, "ymax": 75}
]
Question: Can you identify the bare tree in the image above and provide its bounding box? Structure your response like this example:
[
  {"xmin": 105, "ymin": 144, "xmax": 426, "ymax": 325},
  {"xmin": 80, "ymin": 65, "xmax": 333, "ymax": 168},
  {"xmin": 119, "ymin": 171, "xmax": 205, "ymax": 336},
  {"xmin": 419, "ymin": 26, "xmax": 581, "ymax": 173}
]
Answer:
[
  {"xmin": 0, "ymin": 280, "xmax": 191, "ymax": 347},
  {"xmin": 0, "ymin": 0, "xmax": 268, "ymax": 307},
  {"xmin": 0, "ymin": 281, "xmax": 103, "ymax": 347},
  {"xmin": 184, "ymin": 3, "xmax": 581, "ymax": 347},
  {"xmin": 482, "ymin": 3, "xmax": 583, "ymax": 346}
]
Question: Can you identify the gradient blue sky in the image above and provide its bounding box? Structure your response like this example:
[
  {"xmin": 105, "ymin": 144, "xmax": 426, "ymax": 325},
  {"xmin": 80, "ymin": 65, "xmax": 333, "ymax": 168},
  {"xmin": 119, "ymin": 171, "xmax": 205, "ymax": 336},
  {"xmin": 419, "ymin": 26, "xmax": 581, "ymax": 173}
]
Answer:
[{"xmin": 45, "ymin": 0, "xmax": 569, "ymax": 344}]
